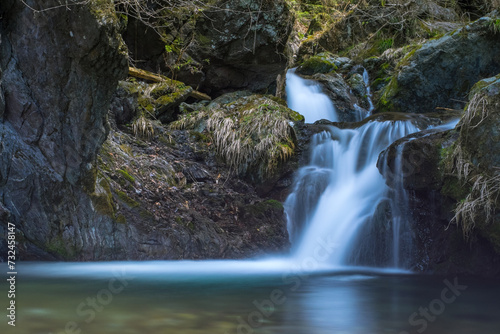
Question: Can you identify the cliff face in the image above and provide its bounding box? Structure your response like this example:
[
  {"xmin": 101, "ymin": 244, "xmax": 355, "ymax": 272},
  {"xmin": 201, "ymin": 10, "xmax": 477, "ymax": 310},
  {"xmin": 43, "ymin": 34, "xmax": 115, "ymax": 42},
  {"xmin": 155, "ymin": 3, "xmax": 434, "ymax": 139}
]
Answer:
[{"xmin": 0, "ymin": 0, "xmax": 128, "ymax": 259}]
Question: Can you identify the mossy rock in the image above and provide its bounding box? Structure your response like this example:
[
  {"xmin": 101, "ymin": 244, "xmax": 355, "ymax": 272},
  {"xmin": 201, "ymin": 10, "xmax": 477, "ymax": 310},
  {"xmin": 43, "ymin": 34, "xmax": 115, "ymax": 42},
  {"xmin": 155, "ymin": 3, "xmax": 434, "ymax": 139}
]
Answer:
[
  {"xmin": 116, "ymin": 190, "xmax": 140, "ymax": 208},
  {"xmin": 296, "ymin": 53, "xmax": 338, "ymax": 76},
  {"xmin": 117, "ymin": 169, "xmax": 135, "ymax": 184},
  {"xmin": 377, "ymin": 76, "xmax": 398, "ymax": 112},
  {"xmin": 90, "ymin": 175, "xmax": 116, "ymax": 217}
]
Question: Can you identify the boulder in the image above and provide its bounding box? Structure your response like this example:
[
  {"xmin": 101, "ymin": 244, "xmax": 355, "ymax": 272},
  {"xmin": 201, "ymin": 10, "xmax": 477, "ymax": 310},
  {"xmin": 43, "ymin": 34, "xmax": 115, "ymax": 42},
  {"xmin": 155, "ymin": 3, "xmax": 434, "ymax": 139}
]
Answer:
[
  {"xmin": 375, "ymin": 75, "xmax": 500, "ymax": 276},
  {"xmin": 379, "ymin": 12, "xmax": 500, "ymax": 113},
  {"xmin": 122, "ymin": 0, "xmax": 293, "ymax": 96},
  {"xmin": 187, "ymin": 0, "xmax": 293, "ymax": 94}
]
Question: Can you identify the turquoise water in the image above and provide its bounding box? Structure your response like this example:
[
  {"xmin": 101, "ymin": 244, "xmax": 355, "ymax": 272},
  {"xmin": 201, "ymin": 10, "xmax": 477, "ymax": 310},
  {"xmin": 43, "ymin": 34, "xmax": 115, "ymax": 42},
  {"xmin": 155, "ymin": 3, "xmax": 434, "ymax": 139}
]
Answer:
[{"xmin": 1, "ymin": 262, "xmax": 499, "ymax": 334}]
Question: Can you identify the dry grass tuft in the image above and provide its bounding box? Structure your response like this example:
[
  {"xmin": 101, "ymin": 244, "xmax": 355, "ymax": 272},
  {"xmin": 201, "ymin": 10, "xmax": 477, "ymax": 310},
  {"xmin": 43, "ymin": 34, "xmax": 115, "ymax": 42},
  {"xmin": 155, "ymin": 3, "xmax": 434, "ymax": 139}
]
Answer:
[
  {"xmin": 170, "ymin": 96, "xmax": 297, "ymax": 177},
  {"xmin": 132, "ymin": 115, "xmax": 155, "ymax": 139},
  {"xmin": 447, "ymin": 91, "xmax": 499, "ymax": 238},
  {"xmin": 451, "ymin": 171, "xmax": 500, "ymax": 239}
]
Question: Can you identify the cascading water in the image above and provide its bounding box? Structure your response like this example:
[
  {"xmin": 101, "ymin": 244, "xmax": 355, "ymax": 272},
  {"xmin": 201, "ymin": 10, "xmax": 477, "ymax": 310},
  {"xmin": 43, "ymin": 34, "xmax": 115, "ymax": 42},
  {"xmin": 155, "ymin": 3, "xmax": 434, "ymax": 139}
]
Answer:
[
  {"xmin": 285, "ymin": 122, "xmax": 419, "ymax": 267},
  {"xmin": 284, "ymin": 69, "xmax": 421, "ymax": 269},
  {"xmin": 286, "ymin": 69, "xmax": 339, "ymax": 123}
]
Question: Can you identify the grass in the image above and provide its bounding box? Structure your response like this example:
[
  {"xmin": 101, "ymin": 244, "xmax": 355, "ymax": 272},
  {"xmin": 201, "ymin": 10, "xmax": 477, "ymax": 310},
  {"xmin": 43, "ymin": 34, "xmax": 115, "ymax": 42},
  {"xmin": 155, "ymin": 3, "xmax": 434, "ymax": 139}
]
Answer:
[
  {"xmin": 132, "ymin": 115, "xmax": 155, "ymax": 139},
  {"xmin": 446, "ymin": 90, "xmax": 498, "ymax": 239},
  {"xmin": 170, "ymin": 95, "xmax": 298, "ymax": 177},
  {"xmin": 451, "ymin": 171, "xmax": 500, "ymax": 239}
]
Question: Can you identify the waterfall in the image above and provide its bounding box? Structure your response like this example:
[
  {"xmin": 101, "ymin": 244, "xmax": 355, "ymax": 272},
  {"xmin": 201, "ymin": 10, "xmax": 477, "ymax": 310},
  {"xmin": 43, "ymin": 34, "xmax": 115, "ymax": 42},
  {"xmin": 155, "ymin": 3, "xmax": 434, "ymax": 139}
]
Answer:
[
  {"xmin": 284, "ymin": 69, "xmax": 420, "ymax": 269},
  {"xmin": 285, "ymin": 69, "xmax": 339, "ymax": 123},
  {"xmin": 285, "ymin": 122, "xmax": 419, "ymax": 267}
]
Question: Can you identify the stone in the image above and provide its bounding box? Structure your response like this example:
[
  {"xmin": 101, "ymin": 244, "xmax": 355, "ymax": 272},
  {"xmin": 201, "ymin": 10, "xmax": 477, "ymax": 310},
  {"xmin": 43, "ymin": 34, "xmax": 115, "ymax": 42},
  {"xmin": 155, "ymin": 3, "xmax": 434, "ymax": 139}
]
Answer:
[{"xmin": 379, "ymin": 12, "xmax": 500, "ymax": 113}]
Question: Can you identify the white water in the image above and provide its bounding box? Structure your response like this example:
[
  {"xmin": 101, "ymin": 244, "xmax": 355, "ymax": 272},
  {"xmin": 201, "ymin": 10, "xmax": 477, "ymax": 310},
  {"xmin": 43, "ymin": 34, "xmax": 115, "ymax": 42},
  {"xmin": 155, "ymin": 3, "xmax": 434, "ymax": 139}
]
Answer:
[
  {"xmin": 285, "ymin": 122, "xmax": 419, "ymax": 267},
  {"xmin": 285, "ymin": 69, "xmax": 339, "ymax": 123}
]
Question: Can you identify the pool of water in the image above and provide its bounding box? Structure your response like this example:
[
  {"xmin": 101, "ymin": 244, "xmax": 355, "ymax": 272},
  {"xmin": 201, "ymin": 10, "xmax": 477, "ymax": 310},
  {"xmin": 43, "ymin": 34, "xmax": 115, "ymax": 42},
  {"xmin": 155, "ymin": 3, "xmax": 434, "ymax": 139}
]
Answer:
[{"xmin": 1, "ymin": 261, "xmax": 499, "ymax": 334}]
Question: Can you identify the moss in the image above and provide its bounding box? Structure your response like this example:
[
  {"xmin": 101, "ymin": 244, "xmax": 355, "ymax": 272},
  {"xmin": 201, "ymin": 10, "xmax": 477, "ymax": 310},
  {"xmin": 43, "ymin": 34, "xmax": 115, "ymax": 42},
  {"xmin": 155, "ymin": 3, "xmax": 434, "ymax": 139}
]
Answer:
[
  {"xmin": 376, "ymin": 38, "xmax": 394, "ymax": 53},
  {"xmin": 264, "ymin": 199, "xmax": 284, "ymax": 209},
  {"xmin": 196, "ymin": 33, "xmax": 212, "ymax": 46},
  {"xmin": 89, "ymin": 0, "xmax": 118, "ymax": 24},
  {"xmin": 116, "ymin": 190, "xmax": 140, "ymax": 208},
  {"xmin": 115, "ymin": 214, "xmax": 127, "ymax": 224},
  {"xmin": 156, "ymin": 92, "xmax": 182, "ymax": 106},
  {"xmin": 441, "ymin": 176, "xmax": 470, "ymax": 202},
  {"xmin": 91, "ymin": 176, "xmax": 115, "ymax": 217},
  {"xmin": 286, "ymin": 109, "xmax": 306, "ymax": 123},
  {"xmin": 45, "ymin": 236, "xmax": 74, "ymax": 259},
  {"xmin": 189, "ymin": 131, "xmax": 210, "ymax": 142},
  {"xmin": 395, "ymin": 45, "xmax": 422, "ymax": 69},
  {"xmin": 117, "ymin": 169, "xmax": 135, "ymax": 184},
  {"xmin": 377, "ymin": 76, "xmax": 398, "ymax": 112},
  {"xmin": 140, "ymin": 210, "xmax": 154, "ymax": 220},
  {"xmin": 246, "ymin": 199, "xmax": 284, "ymax": 216},
  {"xmin": 297, "ymin": 54, "xmax": 337, "ymax": 75}
]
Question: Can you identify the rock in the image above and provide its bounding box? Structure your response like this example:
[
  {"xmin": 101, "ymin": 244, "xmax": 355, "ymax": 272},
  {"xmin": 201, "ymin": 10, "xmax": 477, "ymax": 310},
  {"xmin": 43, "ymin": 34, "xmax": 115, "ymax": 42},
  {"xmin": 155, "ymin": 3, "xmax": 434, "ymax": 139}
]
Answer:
[
  {"xmin": 296, "ymin": 53, "xmax": 338, "ymax": 76},
  {"xmin": 458, "ymin": 74, "xmax": 500, "ymax": 172},
  {"xmin": 377, "ymin": 128, "xmax": 500, "ymax": 277},
  {"xmin": 173, "ymin": 92, "xmax": 304, "ymax": 194},
  {"xmin": 187, "ymin": 0, "xmax": 293, "ymax": 95},
  {"xmin": 123, "ymin": 0, "xmax": 293, "ymax": 96},
  {"xmin": 379, "ymin": 12, "xmax": 500, "ymax": 113},
  {"xmin": 0, "ymin": 0, "xmax": 128, "ymax": 259},
  {"xmin": 422, "ymin": 2, "xmax": 460, "ymax": 21},
  {"xmin": 375, "ymin": 76, "xmax": 500, "ymax": 276}
]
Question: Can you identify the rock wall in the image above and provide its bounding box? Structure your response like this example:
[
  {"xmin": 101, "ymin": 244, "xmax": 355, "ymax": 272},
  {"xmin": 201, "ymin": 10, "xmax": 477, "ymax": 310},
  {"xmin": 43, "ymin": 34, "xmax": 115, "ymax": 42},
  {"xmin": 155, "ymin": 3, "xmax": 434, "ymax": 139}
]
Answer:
[{"xmin": 0, "ymin": 0, "xmax": 128, "ymax": 259}]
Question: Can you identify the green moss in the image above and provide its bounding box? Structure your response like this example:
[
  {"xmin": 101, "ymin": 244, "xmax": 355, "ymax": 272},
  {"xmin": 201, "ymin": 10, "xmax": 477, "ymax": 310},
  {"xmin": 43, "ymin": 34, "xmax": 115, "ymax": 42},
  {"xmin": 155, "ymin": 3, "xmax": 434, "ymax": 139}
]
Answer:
[
  {"xmin": 377, "ymin": 77, "xmax": 398, "ymax": 112},
  {"xmin": 156, "ymin": 92, "xmax": 182, "ymax": 105},
  {"xmin": 116, "ymin": 190, "xmax": 140, "ymax": 208},
  {"xmin": 297, "ymin": 54, "xmax": 337, "ymax": 75},
  {"xmin": 45, "ymin": 236, "xmax": 74, "ymax": 259},
  {"xmin": 117, "ymin": 169, "xmax": 135, "ymax": 184},
  {"xmin": 189, "ymin": 131, "xmax": 210, "ymax": 142},
  {"xmin": 196, "ymin": 33, "xmax": 211, "ymax": 46},
  {"xmin": 264, "ymin": 199, "xmax": 284, "ymax": 209},
  {"xmin": 91, "ymin": 176, "xmax": 115, "ymax": 217},
  {"xmin": 115, "ymin": 214, "xmax": 127, "ymax": 224},
  {"xmin": 395, "ymin": 45, "xmax": 422, "ymax": 69},
  {"xmin": 377, "ymin": 38, "xmax": 394, "ymax": 53},
  {"xmin": 441, "ymin": 176, "xmax": 470, "ymax": 202}
]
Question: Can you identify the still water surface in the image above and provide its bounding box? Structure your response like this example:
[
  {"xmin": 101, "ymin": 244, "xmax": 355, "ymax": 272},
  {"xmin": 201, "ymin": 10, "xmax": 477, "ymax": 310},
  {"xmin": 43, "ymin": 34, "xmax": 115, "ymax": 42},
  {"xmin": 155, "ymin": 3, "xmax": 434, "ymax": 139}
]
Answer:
[{"xmin": 1, "ymin": 261, "xmax": 499, "ymax": 334}]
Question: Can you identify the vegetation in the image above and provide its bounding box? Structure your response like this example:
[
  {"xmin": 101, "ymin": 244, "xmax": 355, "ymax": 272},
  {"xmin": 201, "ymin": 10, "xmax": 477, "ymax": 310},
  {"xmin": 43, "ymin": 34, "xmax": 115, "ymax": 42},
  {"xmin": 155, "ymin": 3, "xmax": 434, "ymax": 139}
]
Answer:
[
  {"xmin": 446, "ymin": 89, "xmax": 500, "ymax": 242},
  {"xmin": 171, "ymin": 95, "xmax": 302, "ymax": 178}
]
